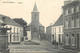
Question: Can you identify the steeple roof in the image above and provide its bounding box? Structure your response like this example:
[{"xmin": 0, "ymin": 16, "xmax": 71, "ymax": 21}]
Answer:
[{"xmin": 33, "ymin": 3, "xmax": 38, "ymax": 12}]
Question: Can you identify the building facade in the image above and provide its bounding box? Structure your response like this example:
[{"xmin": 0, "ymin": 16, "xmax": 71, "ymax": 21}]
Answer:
[
  {"xmin": 46, "ymin": 24, "xmax": 54, "ymax": 42},
  {"xmin": 52, "ymin": 15, "xmax": 63, "ymax": 44},
  {"xmin": 46, "ymin": 15, "xmax": 63, "ymax": 44},
  {"xmin": 0, "ymin": 14, "xmax": 23, "ymax": 44},
  {"xmin": 62, "ymin": 0, "xmax": 80, "ymax": 49}
]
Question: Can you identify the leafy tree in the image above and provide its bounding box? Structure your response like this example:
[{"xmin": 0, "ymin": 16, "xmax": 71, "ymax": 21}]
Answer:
[{"xmin": 13, "ymin": 18, "xmax": 27, "ymax": 36}]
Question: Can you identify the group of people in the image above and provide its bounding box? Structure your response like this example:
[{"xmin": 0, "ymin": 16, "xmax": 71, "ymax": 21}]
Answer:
[{"xmin": 52, "ymin": 41, "xmax": 62, "ymax": 49}]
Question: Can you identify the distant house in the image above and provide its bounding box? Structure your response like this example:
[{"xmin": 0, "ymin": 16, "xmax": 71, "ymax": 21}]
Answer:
[
  {"xmin": 52, "ymin": 14, "xmax": 63, "ymax": 44},
  {"xmin": 46, "ymin": 24, "xmax": 53, "ymax": 42},
  {"xmin": 0, "ymin": 14, "xmax": 23, "ymax": 44}
]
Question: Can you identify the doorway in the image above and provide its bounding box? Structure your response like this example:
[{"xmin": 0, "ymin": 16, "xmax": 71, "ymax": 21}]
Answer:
[
  {"xmin": 77, "ymin": 34, "xmax": 79, "ymax": 49},
  {"xmin": 59, "ymin": 35, "xmax": 61, "ymax": 44}
]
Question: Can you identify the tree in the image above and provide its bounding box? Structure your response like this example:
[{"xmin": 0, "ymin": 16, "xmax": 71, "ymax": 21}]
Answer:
[{"xmin": 13, "ymin": 18, "xmax": 27, "ymax": 36}]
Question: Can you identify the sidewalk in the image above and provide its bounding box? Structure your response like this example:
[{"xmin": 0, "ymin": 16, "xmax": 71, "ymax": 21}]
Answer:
[{"xmin": 56, "ymin": 45, "xmax": 79, "ymax": 53}]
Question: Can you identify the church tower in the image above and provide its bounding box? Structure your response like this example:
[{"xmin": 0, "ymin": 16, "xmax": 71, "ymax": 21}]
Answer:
[{"xmin": 31, "ymin": 3, "xmax": 40, "ymax": 40}]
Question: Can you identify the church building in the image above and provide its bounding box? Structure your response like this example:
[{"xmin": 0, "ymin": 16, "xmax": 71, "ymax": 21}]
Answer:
[{"xmin": 27, "ymin": 3, "xmax": 45, "ymax": 40}]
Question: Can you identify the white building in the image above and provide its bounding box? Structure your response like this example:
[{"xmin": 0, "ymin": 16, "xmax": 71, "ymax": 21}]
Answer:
[
  {"xmin": 0, "ymin": 14, "xmax": 23, "ymax": 44},
  {"xmin": 52, "ymin": 14, "xmax": 63, "ymax": 44}
]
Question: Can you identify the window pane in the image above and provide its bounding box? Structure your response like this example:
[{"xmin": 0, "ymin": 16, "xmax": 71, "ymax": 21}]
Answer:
[{"xmin": 76, "ymin": 17, "xmax": 79, "ymax": 27}]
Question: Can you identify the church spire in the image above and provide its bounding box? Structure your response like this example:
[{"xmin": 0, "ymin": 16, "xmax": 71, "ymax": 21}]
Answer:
[{"xmin": 33, "ymin": 3, "xmax": 38, "ymax": 12}]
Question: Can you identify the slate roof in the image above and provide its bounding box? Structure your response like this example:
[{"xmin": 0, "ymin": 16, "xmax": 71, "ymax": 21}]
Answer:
[
  {"xmin": 53, "ymin": 14, "xmax": 63, "ymax": 26},
  {"xmin": 0, "ymin": 14, "xmax": 22, "ymax": 27},
  {"xmin": 33, "ymin": 3, "xmax": 38, "ymax": 12}
]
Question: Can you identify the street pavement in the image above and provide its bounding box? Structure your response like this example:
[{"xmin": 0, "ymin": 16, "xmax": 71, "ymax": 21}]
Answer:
[{"xmin": 9, "ymin": 40, "xmax": 79, "ymax": 53}]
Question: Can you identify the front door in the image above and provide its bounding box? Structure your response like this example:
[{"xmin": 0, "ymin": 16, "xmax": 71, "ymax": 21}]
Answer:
[
  {"xmin": 77, "ymin": 34, "xmax": 79, "ymax": 49},
  {"xmin": 59, "ymin": 35, "xmax": 61, "ymax": 44}
]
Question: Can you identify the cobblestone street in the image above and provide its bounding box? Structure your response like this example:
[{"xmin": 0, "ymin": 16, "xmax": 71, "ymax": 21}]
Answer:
[{"xmin": 9, "ymin": 40, "xmax": 79, "ymax": 53}]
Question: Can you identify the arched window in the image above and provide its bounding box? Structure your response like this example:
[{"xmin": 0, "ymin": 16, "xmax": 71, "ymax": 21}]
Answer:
[
  {"xmin": 71, "ymin": 34, "xmax": 75, "ymax": 46},
  {"xmin": 65, "ymin": 34, "xmax": 69, "ymax": 45}
]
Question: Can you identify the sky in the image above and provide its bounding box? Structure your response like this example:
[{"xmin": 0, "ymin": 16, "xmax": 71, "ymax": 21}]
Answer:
[{"xmin": 0, "ymin": 0, "xmax": 65, "ymax": 27}]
